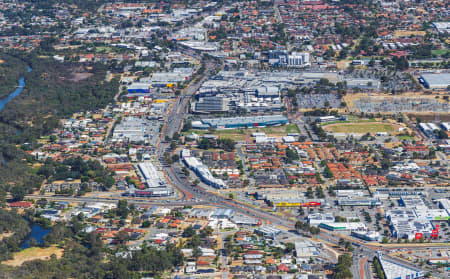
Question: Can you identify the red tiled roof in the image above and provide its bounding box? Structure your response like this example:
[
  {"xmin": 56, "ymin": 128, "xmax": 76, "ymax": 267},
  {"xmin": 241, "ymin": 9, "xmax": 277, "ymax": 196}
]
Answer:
[{"xmin": 9, "ymin": 201, "xmax": 33, "ymax": 208}]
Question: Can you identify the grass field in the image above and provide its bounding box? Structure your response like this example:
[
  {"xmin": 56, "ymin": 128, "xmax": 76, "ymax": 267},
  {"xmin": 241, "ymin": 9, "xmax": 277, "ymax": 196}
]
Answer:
[
  {"xmin": 322, "ymin": 122, "xmax": 399, "ymax": 134},
  {"xmin": 188, "ymin": 124, "xmax": 299, "ymax": 141},
  {"xmin": 397, "ymin": 135, "xmax": 415, "ymax": 140},
  {"xmin": 2, "ymin": 246, "xmax": 63, "ymax": 266},
  {"xmin": 431, "ymin": 49, "xmax": 449, "ymax": 56}
]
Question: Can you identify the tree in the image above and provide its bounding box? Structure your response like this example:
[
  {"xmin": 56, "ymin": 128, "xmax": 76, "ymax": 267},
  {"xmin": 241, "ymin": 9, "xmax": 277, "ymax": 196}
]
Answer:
[
  {"xmin": 193, "ymin": 246, "xmax": 202, "ymax": 259},
  {"xmin": 324, "ymin": 165, "xmax": 334, "ymax": 178},
  {"xmin": 218, "ymin": 138, "xmax": 235, "ymax": 152},
  {"xmin": 392, "ymin": 56, "xmax": 409, "ymax": 71},
  {"xmin": 171, "ymin": 154, "xmax": 180, "ymax": 163},
  {"xmin": 200, "ymin": 226, "xmax": 213, "ymax": 238},
  {"xmin": 286, "ymin": 148, "xmax": 299, "ymax": 163},
  {"xmin": 104, "ymin": 175, "xmax": 115, "ymax": 188},
  {"xmin": 182, "ymin": 120, "xmax": 192, "ymax": 132},
  {"xmin": 189, "ymin": 234, "xmax": 201, "ymax": 248},
  {"xmin": 170, "ymin": 141, "xmax": 177, "ymax": 150},
  {"xmin": 334, "ymin": 254, "xmax": 353, "ymax": 279},
  {"xmin": 11, "ymin": 186, "xmax": 26, "ymax": 201},
  {"xmin": 437, "ymin": 129, "xmax": 448, "ymax": 139},
  {"xmin": 373, "ymin": 257, "xmax": 386, "ymax": 279},
  {"xmin": 284, "ymin": 242, "xmax": 295, "ymax": 253},
  {"xmin": 345, "ymin": 241, "xmax": 354, "ymax": 252},
  {"xmin": 316, "ymin": 186, "xmax": 325, "ymax": 198},
  {"xmin": 117, "ymin": 200, "xmax": 129, "ymax": 219},
  {"xmin": 182, "ymin": 226, "xmax": 196, "ymax": 238},
  {"xmin": 116, "ymin": 230, "xmax": 129, "ymax": 245},
  {"xmin": 88, "ymin": 232, "xmax": 104, "ymax": 257},
  {"xmin": 198, "ymin": 138, "xmax": 211, "ymax": 150},
  {"xmin": 306, "ymin": 187, "xmax": 314, "ymax": 198}
]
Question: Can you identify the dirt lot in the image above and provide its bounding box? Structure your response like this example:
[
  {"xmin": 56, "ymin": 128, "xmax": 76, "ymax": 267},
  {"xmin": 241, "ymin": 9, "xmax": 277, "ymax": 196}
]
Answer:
[
  {"xmin": 322, "ymin": 121, "xmax": 401, "ymax": 134},
  {"xmin": 2, "ymin": 246, "xmax": 64, "ymax": 266},
  {"xmin": 0, "ymin": 232, "xmax": 13, "ymax": 241},
  {"xmin": 70, "ymin": 72, "xmax": 94, "ymax": 82},
  {"xmin": 408, "ymin": 113, "xmax": 450, "ymax": 122}
]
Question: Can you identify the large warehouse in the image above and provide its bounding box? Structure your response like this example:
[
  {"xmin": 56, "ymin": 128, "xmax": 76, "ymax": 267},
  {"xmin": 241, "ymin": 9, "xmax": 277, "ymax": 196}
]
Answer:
[
  {"xmin": 192, "ymin": 115, "xmax": 289, "ymax": 129},
  {"xmin": 420, "ymin": 73, "xmax": 450, "ymax": 90},
  {"xmin": 138, "ymin": 162, "xmax": 164, "ymax": 188},
  {"xmin": 378, "ymin": 254, "xmax": 424, "ymax": 279}
]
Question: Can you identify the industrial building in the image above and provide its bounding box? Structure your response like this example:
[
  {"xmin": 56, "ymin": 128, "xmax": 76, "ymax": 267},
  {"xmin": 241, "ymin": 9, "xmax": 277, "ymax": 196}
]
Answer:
[
  {"xmin": 378, "ymin": 254, "xmax": 424, "ymax": 279},
  {"xmin": 438, "ymin": 199, "xmax": 450, "ymax": 212},
  {"xmin": 419, "ymin": 122, "xmax": 441, "ymax": 137},
  {"xmin": 294, "ymin": 241, "xmax": 319, "ymax": 262},
  {"xmin": 432, "ymin": 22, "xmax": 450, "ymax": 34},
  {"xmin": 150, "ymin": 72, "xmax": 190, "ymax": 87},
  {"xmin": 138, "ymin": 162, "xmax": 164, "ymax": 188},
  {"xmin": 133, "ymin": 188, "xmax": 174, "ymax": 197},
  {"xmin": 268, "ymin": 50, "xmax": 311, "ymax": 67},
  {"xmin": 351, "ymin": 230, "xmax": 381, "ymax": 241},
  {"xmin": 259, "ymin": 190, "xmax": 323, "ymax": 207},
  {"xmin": 319, "ymin": 222, "xmax": 367, "ymax": 232},
  {"xmin": 191, "ymin": 115, "xmax": 289, "ymax": 129},
  {"xmin": 307, "ymin": 213, "xmax": 335, "ymax": 226},
  {"xmin": 420, "ymin": 73, "xmax": 450, "ymax": 89},
  {"xmin": 414, "ymin": 209, "xmax": 449, "ymax": 221},
  {"xmin": 254, "ymin": 226, "xmax": 282, "ymax": 239},
  {"xmin": 337, "ymin": 198, "xmax": 381, "ymax": 206},
  {"xmin": 193, "ymin": 96, "xmax": 229, "ymax": 113},
  {"xmin": 181, "ymin": 149, "xmax": 227, "ymax": 189},
  {"xmin": 112, "ymin": 117, "xmax": 148, "ymax": 143},
  {"xmin": 344, "ymin": 78, "xmax": 381, "ymax": 90},
  {"xmin": 211, "ymin": 208, "xmax": 234, "ymax": 219},
  {"xmin": 335, "ymin": 190, "xmax": 364, "ymax": 197},
  {"xmin": 399, "ymin": 196, "xmax": 427, "ymax": 210},
  {"xmin": 124, "ymin": 162, "xmax": 174, "ymax": 198},
  {"xmin": 389, "ymin": 217, "xmax": 434, "ymax": 240},
  {"xmin": 127, "ymin": 82, "xmax": 151, "ymax": 95},
  {"xmin": 441, "ymin": 122, "xmax": 450, "ymax": 131},
  {"xmin": 272, "ymin": 200, "xmax": 322, "ymax": 208},
  {"xmin": 373, "ymin": 188, "xmax": 427, "ymax": 199},
  {"xmin": 386, "ymin": 209, "xmax": 416, "ymax": 220}
]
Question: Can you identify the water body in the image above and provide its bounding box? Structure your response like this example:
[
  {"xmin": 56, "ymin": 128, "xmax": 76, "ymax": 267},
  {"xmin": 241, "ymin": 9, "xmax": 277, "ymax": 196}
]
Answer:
[
  {"xmin": 0, "ymin": 66, "xmax": 31, "ymax": 112},
  {"xmin": 21, "ymin": 224, "xmax": 51, "ymax": 249}
]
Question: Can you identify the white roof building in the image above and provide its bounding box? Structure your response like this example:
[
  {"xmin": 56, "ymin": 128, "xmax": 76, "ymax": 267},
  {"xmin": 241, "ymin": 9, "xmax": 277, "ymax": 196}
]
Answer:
[{"xmin": 378, "ymin": 254, "xmax": 424, "ymax": 279}]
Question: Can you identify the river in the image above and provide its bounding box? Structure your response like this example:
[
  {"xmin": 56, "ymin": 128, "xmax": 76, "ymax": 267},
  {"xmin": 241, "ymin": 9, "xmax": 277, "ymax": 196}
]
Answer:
[{"xmin": 0, "ymin": 66, "xmax": 31, "ymax": 112}]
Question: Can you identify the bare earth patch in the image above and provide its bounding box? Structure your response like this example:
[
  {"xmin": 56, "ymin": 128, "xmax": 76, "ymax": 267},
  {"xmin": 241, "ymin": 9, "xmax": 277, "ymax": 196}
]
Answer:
[
  {"xmin": 2, "ymin": 246, "xmax": 63, "ymax": 266},
  {"xmin": 323, "ymin": 122, "xmax": 400, "ymax": 134},
  {"xmin": 70, "ymin": 72, "xmax": 94, "ymax": 82},
  {"xmin": 0, "ymin": 232, "xmax": 13, "ymax": 241}
]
